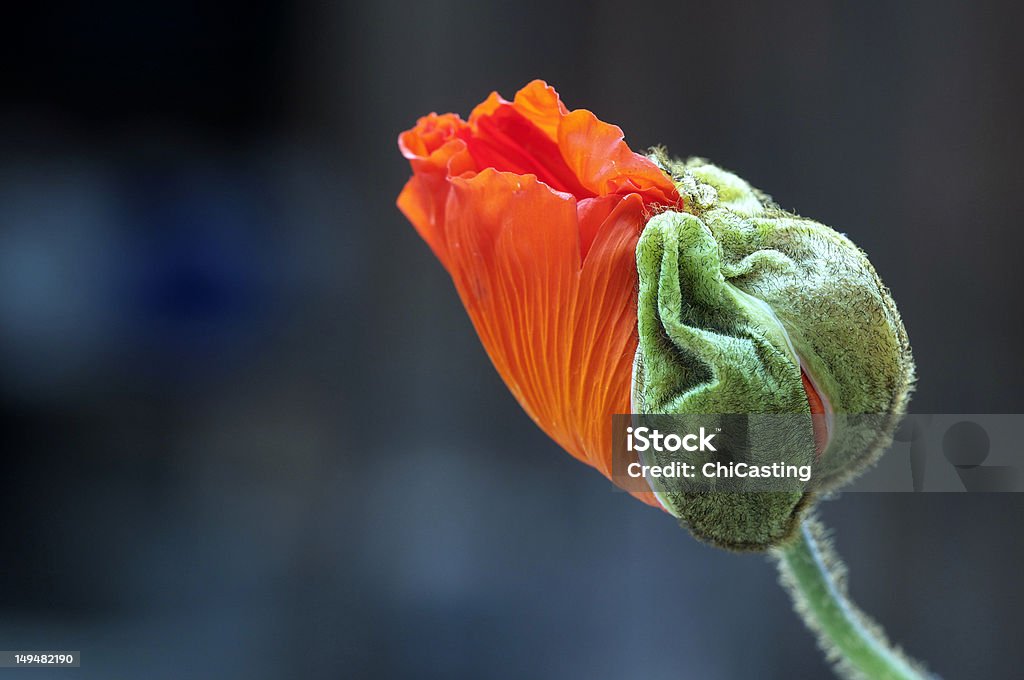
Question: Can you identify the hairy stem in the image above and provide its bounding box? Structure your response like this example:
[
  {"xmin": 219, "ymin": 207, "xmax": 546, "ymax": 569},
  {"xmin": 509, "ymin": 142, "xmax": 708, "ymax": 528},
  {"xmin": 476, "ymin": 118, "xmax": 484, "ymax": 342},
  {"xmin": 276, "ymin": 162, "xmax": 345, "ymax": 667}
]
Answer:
[{"xmin": 772, "ymin": 518, "xmax": 933, "ymax": 679}]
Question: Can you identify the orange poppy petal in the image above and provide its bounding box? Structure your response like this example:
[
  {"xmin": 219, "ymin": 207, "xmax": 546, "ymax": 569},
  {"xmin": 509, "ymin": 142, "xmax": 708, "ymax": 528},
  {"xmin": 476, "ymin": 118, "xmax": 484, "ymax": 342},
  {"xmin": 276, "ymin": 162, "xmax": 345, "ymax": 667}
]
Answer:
[
  {"xmin": 445, "ymin": 170, "xmax": 580, "ymax": 440},
  {"xmin": 397, "ymin": 174, "xmax": 450, "ymax": 265},
  {"xmin": 463, "ymin": 104, "xmax": 593, "ymax": 198},
  {"xmin": 398, "ymin": 113, "xmax": 473, "ymax": 174},
  {"xmin": 398, "ymin": 82, "xmax": 678, "ymax": 510},
  {"xmin": 397, "ymin": 113, "xmax": 477, "ymax": 265},
  {"xmin": 444, "ymin": 169, "xmax": 659, "ymax": 506},
  {"xmin": 575, "ymin": 194, "xmax": 661, "ymax": 506},
  {"xmin": 576, "ymin": 195, "xmax": 622, "ymax": 261},
  {"xmin": 465, "ymin": 81, "xmax": 677, "ymax": 208},
  {"xmin": 469, "ymin": 80, "xmax": 567, "ymax": 142},
  {"xmin": 571, "ymin": 194, "xmax": 644, "ymax": 470},
  {"xmin": 573, "ymin": 194, "xmax": 663, "ymax": 509},
  {"xmin": 510, "ymin": 79, "xmax": 568, "ymax": 141},
  {"xmin": 558, "ymin": 109, "xmax": 678, "ymax": 204},
  {"xmin": 468, "ymin": 91, "xmax": 505, "ymax": 124}
]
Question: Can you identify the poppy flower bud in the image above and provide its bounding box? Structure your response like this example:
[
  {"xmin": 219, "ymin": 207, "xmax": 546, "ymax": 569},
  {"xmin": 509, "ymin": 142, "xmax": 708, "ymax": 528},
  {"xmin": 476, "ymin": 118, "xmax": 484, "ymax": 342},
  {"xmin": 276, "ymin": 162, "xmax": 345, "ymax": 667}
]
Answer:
[
  {"xmin": 631, "ymin": 155, "xmax": 915, "ymax": 550},
  {"xmin": 396, "ymin": 81, "xmax": 915, "ymax": 551}
]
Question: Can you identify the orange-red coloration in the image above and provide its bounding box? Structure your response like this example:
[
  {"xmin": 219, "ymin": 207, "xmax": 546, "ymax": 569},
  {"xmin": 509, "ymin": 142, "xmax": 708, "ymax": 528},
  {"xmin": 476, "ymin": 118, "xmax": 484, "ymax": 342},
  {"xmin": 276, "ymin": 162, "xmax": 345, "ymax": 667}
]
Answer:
[
  {"xmin": 397, "ymin": 81, "xmax": 680, "ymax": 505},
  {"xmin": 801, "ymin": 371, "xmax": 829, "ymax": 458}
]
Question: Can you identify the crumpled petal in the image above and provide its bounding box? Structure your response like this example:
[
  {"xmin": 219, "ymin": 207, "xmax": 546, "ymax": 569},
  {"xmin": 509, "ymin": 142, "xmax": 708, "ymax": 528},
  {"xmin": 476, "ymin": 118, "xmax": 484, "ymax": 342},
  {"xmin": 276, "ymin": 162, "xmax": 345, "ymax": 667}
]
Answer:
[
  {"xmin": 397, "ymin": 82, "xmax": 680, "ymax": 506},
  {"xmin": 558, "ymin": 109, "xmax": 678, "ymax": 205},
  {"xmin": 397, "ymin": 113, "xmax": 474, "ymax": 264},
  {"xmin": 444, "ymin": 171, "xmax": 658, "ymax": 505},
  {"xmin": 464, "ymin": 80, "xmax": 678, "ymax": 207}
]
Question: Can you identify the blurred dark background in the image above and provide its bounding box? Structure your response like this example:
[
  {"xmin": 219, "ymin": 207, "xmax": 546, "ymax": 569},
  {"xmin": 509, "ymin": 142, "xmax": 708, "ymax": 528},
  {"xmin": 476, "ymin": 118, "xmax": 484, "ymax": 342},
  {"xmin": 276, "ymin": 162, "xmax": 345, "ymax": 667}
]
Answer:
[{"xmin": 2, "ymin": 1, "xmax": 1022, "ymax": 678}]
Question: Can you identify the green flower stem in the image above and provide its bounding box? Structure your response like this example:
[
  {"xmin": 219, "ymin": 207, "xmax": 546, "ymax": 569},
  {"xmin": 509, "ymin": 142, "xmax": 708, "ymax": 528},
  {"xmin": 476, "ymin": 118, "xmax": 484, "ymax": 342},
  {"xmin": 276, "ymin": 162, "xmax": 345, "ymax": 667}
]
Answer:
[{"xmin": 773, "ymin": 519, "xmax": 932, "ymax": 680}]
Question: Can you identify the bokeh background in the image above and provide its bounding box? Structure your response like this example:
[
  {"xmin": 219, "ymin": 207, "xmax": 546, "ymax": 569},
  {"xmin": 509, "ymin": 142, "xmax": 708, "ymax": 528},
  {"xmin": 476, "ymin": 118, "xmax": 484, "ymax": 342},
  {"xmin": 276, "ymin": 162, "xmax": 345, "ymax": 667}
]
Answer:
[{"xmin": 2, "ymin": 0, "xmax": 1023, "ymax": 678}]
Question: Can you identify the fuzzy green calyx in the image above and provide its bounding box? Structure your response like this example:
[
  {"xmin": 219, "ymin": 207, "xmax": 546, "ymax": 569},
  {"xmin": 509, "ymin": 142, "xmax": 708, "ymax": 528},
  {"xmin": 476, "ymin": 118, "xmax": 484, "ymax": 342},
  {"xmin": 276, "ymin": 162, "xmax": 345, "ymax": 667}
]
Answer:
[{"xmin": 633, "ymin": 155, "xmax": 915, "ymax": 551}]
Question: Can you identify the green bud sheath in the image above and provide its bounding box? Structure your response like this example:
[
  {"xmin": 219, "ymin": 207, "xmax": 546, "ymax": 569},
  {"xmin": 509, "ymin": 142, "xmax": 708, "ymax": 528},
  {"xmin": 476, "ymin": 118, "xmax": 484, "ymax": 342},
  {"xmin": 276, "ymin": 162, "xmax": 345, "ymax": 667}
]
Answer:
[{"xmin": 633, "ymin": 155, "xmax": 915, "ymax": 551}]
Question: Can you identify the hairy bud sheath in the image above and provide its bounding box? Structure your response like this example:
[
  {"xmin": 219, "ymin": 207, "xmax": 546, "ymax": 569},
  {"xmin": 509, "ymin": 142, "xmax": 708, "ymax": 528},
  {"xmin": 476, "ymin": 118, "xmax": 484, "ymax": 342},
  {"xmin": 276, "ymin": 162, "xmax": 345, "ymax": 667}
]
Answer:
[{"xmin": 632, "ymin": 154, "xmax": 915, "ymax": 550}]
